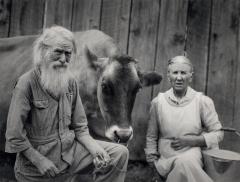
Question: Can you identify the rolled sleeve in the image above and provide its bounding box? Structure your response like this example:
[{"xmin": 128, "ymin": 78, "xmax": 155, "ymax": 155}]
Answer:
[
  {"xmin": 145, "ymin": 98, "xmax": 160, "ymax": 156},
  {"xmin": 5, "ymin": 87, "xmax": 32, "ymax": 153},
  {"xmin": 71, "ymin": 81, "xmax": 90, "ymax": 140},
  {"xmin": 200, "ymin": 95, "xmax": 224, "ymax": 149}
]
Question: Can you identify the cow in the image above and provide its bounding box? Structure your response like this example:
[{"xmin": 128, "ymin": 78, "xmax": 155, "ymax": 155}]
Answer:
[{"xmin": 0, "ymin": 29, "xmax": 162, "ymax": 151}]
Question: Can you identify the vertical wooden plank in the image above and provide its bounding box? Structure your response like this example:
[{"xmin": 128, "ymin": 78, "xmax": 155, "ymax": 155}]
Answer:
[
  {"xmin": 0, "ymin": 0, "xmax": 11, "ymax": 38},
  {"xmin": 208, "ymin": 0, "xmax": 239, "ymax": 151},
  {"xmin": 9, "ymin": 0, "xmax": 45, "ymax": 36},
  {"xmin": 128, "ymin": 0, "xmax": 160, "ymax": 160},
  {"xmin": 100, "ymin": 0, "xmax": 131, "ymax": 53},
  {"xmin": 229, "ymin": 1, "xmax": 240, "ymax": 153},
  {"xmin": 44, "ymin": 0, "xmax": 73, "ymax": 29},
  {"xmin": 153, "ymin": 0, "xmax": 189, "ymax": 95},
  {"xmin": 71, "ymin": 0, "xmax": 101, "ymax": 31},
  {"xmin": 208, "ymin": 0, "xmax": 239, "ymax": 127},
  {"xmin": 186, "ymin": 0, "xmax": 211, "ymax": 92}
]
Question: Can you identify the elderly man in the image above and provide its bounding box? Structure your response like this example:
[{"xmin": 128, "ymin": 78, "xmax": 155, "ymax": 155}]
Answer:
[
  {"xmin": 145, "ymin": 56, "xmax": 224, "ymax": 182},
  {"xmin": 5, "ymin": 26, "xmax": 128, "ymax": 182}
]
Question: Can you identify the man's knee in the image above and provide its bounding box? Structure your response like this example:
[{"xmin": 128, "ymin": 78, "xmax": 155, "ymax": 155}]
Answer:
[
  {"xmin": 115, "ymin": 144, "xmax": 129, "ymax": 161},
  {"xmin": 110, "ymin": 144, "xmax": 129, "ymax": 170}
]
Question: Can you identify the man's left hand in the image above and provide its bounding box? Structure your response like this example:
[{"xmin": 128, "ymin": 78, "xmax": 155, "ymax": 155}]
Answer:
[{"xmin": 92, "ymin": 146, "xmax": 111, "ymax": 169}]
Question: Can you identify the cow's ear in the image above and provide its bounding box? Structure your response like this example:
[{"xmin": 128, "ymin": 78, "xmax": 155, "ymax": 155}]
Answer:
[
  {"xmin": 138, "ymin": 71, "xmax": 162, "ymax": 87},
  {"xmin": 84, "ymin": 46, "xmax": 108, "ymax": 70}
]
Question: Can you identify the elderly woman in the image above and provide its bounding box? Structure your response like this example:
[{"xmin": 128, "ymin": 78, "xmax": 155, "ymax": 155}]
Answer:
[{"xmin": 145, "ymin": 56, "xmax": 223, "ymax": 182}]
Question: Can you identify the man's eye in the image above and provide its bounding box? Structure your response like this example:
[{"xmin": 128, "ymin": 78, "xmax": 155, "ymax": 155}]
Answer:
[
  {"xmin": 53, "ymin": 50, "xmax": 62, "ymax": 55},
  {"xmin": 66, "ymin": 52, "xmax": 72, "ymax": 57}
]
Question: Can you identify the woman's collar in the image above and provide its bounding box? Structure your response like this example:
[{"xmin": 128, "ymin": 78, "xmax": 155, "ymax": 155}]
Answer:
[{"xmin": 165, "ymin": 87, "xmax": 196, "ymax": 106}]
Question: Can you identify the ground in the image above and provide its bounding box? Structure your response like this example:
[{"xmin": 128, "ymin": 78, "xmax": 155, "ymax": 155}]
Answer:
[{"xmin": 0, "ymin": 152, "xmax": 163, "ymax": 182}]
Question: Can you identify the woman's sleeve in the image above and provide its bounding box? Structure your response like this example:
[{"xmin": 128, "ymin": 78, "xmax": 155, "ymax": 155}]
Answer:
[{"xmin": 200, "ymin": 95, "xmax": 224, "ymax": 149}]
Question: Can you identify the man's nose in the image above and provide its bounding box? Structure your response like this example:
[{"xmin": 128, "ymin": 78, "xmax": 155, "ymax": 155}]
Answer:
[{"xmin": 59, "ymin": 54, "xmax": 66, "ymax": 64}]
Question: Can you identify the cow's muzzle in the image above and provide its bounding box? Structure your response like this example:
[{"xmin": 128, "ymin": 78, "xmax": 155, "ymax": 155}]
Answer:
[
  {"xmin": 105, "ymin": 125, "xmax": 133, "ymax": 144},
  {"xmin": 114, "ymin": 128, "xmax": 133, "ymax": 143}
]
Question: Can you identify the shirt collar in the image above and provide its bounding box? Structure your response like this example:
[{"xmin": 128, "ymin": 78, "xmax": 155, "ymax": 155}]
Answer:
[{"xmin": 165, "ymin": 87, "xmax": 197, "ymax": 106}]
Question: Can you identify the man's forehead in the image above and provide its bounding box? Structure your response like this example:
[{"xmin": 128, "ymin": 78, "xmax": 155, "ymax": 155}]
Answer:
[
  {"xmin": 44, "ymin": 35, "xmax": 73, "ymax": 49},
  {"xmin": 52, "ymin": 44, "xmax": 73, "ymax": 51}
]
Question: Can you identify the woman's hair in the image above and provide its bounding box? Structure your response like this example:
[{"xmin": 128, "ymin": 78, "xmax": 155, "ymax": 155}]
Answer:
[{"xmin": 168, "ymin": 55, "xmax": 193, "ymax": 72}]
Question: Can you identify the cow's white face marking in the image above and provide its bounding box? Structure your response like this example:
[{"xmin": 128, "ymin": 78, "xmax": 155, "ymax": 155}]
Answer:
[{"xmin": 105, "ymin": 125, "xmax": 133, "ymax": 143}]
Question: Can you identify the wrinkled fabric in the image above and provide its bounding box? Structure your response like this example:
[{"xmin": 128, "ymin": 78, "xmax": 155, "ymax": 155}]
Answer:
[
  {"xmin": 145, "ymin": 87, "xmax": 223, "ymax": 182},
  {"xmin": 15, "ymin": 140, "xmax": 128, "ymax": 182},
  {"xmin": 5, "ymin": 68, "xmax": 128, "ymax": 182}
]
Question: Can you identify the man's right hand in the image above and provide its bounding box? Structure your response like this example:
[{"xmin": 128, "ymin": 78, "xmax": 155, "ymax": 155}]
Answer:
[
  {"xmin": 22, "ymin": 148, "xmax": 60, "ymax": 177},
  {"xmin": 35, "ymin": 156, "xmax": 60, "ymax": 177}
]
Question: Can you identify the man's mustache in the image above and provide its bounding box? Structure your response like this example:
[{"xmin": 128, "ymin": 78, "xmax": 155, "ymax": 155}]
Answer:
[{"xmin": 52, "ymin": 63, "xmax": 68, "ymax": 69}]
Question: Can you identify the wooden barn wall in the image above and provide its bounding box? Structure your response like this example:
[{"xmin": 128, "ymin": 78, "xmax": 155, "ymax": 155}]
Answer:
[{"xmin": 0, "ymin": 0, "xmax": 240, "ymax": 160}]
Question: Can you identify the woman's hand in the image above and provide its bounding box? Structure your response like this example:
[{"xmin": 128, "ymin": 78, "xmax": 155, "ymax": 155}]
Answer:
[
  {"xmin": 146, "ymin": 154, "xmax": 159, "ymax": 163},
  {"xmin": 171, "ymin": 135, "xmax": 205, "ymax": 150}
]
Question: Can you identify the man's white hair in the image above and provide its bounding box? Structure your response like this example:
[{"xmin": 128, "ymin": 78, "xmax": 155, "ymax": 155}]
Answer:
[{"xmin": 33, "ymin": 26, "xmax": 76, "ymax": 66}]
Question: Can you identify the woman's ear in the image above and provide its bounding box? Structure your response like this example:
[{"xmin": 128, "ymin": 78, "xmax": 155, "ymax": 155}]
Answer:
[
  {"xmin": 189, "ymin": 71, "xmax": 194, "ymax": 82},
  {"xmin": 167, "ymin": 70, "xmax": 171, "ymax": 82}
]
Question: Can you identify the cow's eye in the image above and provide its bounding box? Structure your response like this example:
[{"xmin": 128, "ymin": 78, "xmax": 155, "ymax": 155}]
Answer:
[
  {"xmin": 101, "ymin": 83, "xmax": 113, "ymax": 95},
  {"xmin": 133, "ymin": 83, "xmax": 142, "ymax": 94}
]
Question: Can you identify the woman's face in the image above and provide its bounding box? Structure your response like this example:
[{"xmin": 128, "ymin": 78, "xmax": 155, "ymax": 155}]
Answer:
[{"xmin": 167, "ymin": 61, "xmax": 193, "ymax": 96}]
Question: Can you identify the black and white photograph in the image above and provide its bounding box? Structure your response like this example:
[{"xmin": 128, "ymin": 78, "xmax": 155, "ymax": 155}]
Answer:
[{"xmin": 0, "ymin": 0, "xmax": 240, "ymax": 182}]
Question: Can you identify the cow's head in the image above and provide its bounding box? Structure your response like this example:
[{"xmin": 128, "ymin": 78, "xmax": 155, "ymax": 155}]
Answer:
[{"xmin": 84, "ymin": 47, "xmax": 162, "ymax": 143}]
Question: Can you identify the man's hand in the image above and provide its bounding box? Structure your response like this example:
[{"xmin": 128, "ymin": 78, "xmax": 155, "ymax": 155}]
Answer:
[
  {"xmin": 171, "ymin": 134, "xmax": 205, "ymax": 150},
  {"xmin": 92, "ymin": 145, "xmax": 111, "ymax": 169},
  {"xmin": 34, "ymin": 157, "xmax": 60, "ymax": 177},
  {"xmin": 77, "ymin": 135, "xmax": 111, "ymax": 169},
  {"xmin": 22, "ymin": 148, "xmax": 60, "ymax": 177}
]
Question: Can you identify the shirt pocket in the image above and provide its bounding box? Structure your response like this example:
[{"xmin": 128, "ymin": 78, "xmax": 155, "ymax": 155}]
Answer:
[
  {"xmin": 32, "ymin": 100, "xmax": 50, "ymax": 129},
  {"xmin": 66, "ymin": 92, "xmax": 73, "ymax": 105}
]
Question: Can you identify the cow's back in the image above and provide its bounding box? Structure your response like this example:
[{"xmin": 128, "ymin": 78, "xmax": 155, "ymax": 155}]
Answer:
[{"xmin": 0, "ymin": 35, "xmax": 36, "ymax": 150}]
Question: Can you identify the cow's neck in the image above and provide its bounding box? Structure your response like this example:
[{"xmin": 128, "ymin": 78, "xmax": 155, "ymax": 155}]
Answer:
[
  {"xmin": 79, "ymin": 87, "xmax": 107, "ymax": 140},
  {"xmin": 75, "ymin": 61, "xmax": 107, "ymax": 140}
]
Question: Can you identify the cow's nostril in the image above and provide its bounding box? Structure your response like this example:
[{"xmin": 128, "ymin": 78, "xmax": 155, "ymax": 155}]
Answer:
[{"xmin": 114, "ymin": 129, "xmax": 132, "ymax": 143}]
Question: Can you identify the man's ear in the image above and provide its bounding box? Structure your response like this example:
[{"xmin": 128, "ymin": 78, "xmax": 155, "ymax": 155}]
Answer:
[
  {"xmin": 138, "ymin": 70, "xmax": 162, "ymax": 87},
  {"xmin": 84, "ymin": 46, "xmax": 108, "ymax": 71}
]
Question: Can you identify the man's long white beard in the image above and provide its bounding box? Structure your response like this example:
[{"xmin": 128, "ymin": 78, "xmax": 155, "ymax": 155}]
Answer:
[{"xmin": 40, "ymin": 66, "xmax": 73, "ymax": 98}]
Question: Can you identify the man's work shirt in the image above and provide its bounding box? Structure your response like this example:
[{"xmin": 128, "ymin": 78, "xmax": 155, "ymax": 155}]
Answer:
[{"xmin": 5, "ymin": 68, "xmax": 91, "ymax": 176}]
